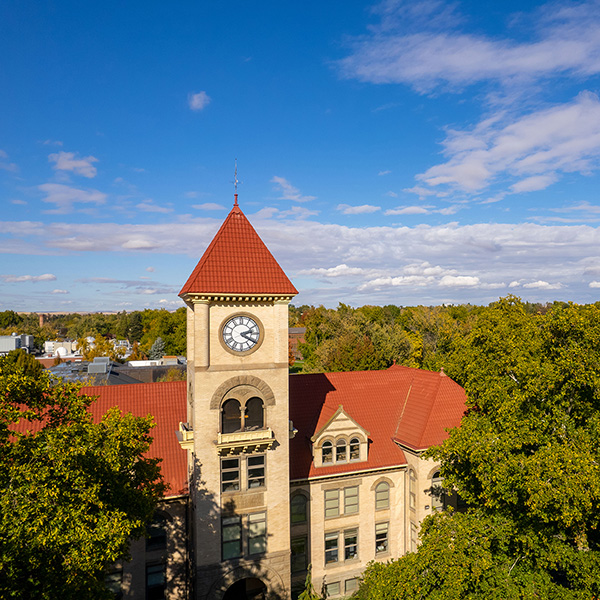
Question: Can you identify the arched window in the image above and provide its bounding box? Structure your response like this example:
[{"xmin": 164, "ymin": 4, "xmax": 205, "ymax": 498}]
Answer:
[
  {"xmin": 222, "ymin": 399, "xmax": 242, "ymax": 433},
  {"xmin": 291, "ymin": 493, "xmax": 308, "ymax": 524},
  {"xmin": 375, "ymin": 481, "xmax": 390, "ymax": 510},
  {"xmin": 431, "ymin": 471, "xmax": 444, "ymax": 510},
  {"xmin": 245, "ymin": 397, "xmax": 264, "ymax": 430},
  {"xmin": 336, "ymin": 439, "xmax": 347, "ymax": 462},
  {"xmin": 322, "ymin": 441, "xmax": 333, "ymax": 464},
  {"xmin": 349, "ymin": 437, "xmax": 360, "ymax": 461},
  {"xmin": 146, "ymin": 513, "xmax": 167, "ymax": 551}
]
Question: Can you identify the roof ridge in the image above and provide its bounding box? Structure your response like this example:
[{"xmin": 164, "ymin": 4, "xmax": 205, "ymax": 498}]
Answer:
[{"xmin": 417, "ymin": 371, "xmax": 444, "ymax": 448}]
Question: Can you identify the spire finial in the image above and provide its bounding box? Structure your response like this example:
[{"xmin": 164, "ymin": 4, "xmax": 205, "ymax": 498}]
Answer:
[{"xmin": 233, "ymin": 159, "xmax": 240, "ymax": 207}]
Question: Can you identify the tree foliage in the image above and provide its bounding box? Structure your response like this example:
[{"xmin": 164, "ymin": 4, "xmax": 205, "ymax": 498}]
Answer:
[
  {"xmin": 149, "ymin": 337, "xmax": 166, "ymax": 360},
  {"xmin": 356, "ymin": 297, "xmax": 600, "ymax": 599},
  {"xmin": 0, "ymin": 353, "xmax": 165, "ymax": 599}
]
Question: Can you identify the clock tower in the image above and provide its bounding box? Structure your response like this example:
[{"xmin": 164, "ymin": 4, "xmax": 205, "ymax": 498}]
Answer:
[{"xmin": 178, "ymin": 195, "xmax": 297, "ymax": 600}]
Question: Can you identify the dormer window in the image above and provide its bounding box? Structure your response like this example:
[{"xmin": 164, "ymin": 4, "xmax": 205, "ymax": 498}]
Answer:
[
  {"xmin": 349, "ymin": 438, "xmax": 360, "ymax": 461},
  {"xmin": 322, "ymin": 441, "xmax": 333, "ymax": 463},
  {"xmin": 336, "ymin": 439, "xmax": 347, "ymax": 462}
]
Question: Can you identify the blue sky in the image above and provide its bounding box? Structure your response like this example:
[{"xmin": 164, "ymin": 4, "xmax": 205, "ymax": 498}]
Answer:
[{"xmin": 2, "ymin": 0, "xmax": 600, "ymax": 312}]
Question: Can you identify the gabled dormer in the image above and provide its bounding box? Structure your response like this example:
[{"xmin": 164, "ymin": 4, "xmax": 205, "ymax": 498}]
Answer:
[{"xmin": 310, "ymin": 405, "xmax": 369, "ymax": 468}]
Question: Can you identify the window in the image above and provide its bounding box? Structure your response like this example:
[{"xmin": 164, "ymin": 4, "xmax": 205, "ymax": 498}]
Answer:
[
  {"xmin": 410, "ymin": 522, "xmax": 418, "ymax": 553},
  {"xmin": 222, "ymin": 398, "xmax": 242, "ymax": 433},
  {"xmin": 222, "ymin": 516, "xmax": 242, "ymax": 559},
  {"xmin": 409, "ymin": 470, "xmax": 417, "ymax": 510},
  {"xmin": 336, "ymin": 439, "xmax": 347, "ymax": 462},
  {"xmin": 325, "ymin": 582, "xmax": 340, "ymax": 597},
  {"xmin": 324, "ymin": 489, "xmax": 340, "ymax": 519},
  {"xmin": 146, "ymin": 563, "xmax": 166, "ymax": 600},
  {"xmin": 375, "ymin": 522, "xmax": 388, "ymax": 554},
  {"xmin": 221, "ymin": 458, "xmax": 240, "ymax": 493},
  {"xmin": 247, "ymin": 455, "xmax": 265, "ymax": 489},
  {"xmin": 325, "ymin": 532, "xmax": 339, "ymax": 564},
  {"xmin": 322, "ymin": 441, "xmax": 333, "ymax": 464},
  {"xmin": 344, "ymin": 528, "xmax": 358, "ymax": 560},
  {"xmin": 344, "ymin": 486, "xmax": 359, "ymax": 515},
  {"xmin": 105, "ymin": 570, "xmax": 123, "ymax": 600},
  {"xmin": 349, "ymin": 437, "xmax": 360, "ymax": 461},
  {"xmin": 431, "ymin": 471, "xmax": 444, "ymax": 511},
  {"xmin": 248, "ymin": 512, "xmax": 267, "ymax": 555},
  {"xmin": 345, "ymin": 578, "xmax": 358, "ymax": 594},
  {"xmin": 291, "ymin": 494, "xmax": 308, "ymax": 524},
  {"xmin": 146, "ymin": 513, "xmax": 167, "ymax": 551},
  {"xmin": 291, "ymin": 536, "xmax": 308, "ymax": 573},
  {"xmin": 245, "ymin": 397, "xmax": 264, "ymax": 430},
  {"xmin": 375, "ymin": 481, "xmax": 390, "ymax": 510}
]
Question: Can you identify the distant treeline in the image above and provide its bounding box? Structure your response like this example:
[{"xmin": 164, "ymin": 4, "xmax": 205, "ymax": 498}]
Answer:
[
  {"xmin": 3, "ymin": 298, "xmax": 595, "ymax": 369},
  {"xmin": 0, "ymin": 308, "xmax": 186, "ymax": 357}
]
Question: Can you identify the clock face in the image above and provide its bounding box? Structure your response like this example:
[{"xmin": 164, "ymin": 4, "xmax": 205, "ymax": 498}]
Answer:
[{"xmin": 222, "ymin": 315, "xmax": 261, "ymax": 353}]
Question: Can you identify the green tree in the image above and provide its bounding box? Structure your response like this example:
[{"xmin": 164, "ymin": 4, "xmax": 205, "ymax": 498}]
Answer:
[
  {"xmin": 3, "ymin": 348, "xmax": 43, "ymax": 377},
  {"xmin": 356, "ymin": 297, "xmax": 600, "ymax": 599},
  {"xmin": 298, "ymin": 565, "xmax": 322, "ymax": 600},
  {"xmin": 149, "ymin": 337, "xmax": 166, "ymax": 360},
  {"xmin": 0, "ymin": 354, "xmax": 165, "ymax": 599}
]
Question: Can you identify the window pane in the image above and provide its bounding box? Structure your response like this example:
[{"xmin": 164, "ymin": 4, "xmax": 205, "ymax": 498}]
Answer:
[
  {"xmin": 375, "ymin": 482, "xmax": 390, "ymax": 510},
  {"xmin": 146, "ymin": 564, "xmax": 166, "ymax": 600},
  {"xmin": 221, "ymin": 458, "xmax": 240, "ymax": 493},
  {"xmin": 375, "ymin": 522, "xmax": 388, "ymax": 554},
  {"xmin": 409, "ymin": 470, "xmax": 417, "ymax": 510},
  {"xmin": 291, "ymin": 537, "xmax": 308, "ymax": 573},
  {"xmin": 322, "ymin": 441, "xmax": 333, "ymax": 464},
  {"xmin": 345, "ymin": 578, "xmax": 358, "ymax": 594},
  {"xmin": 349, "ymin": 438, "xmax": 360, "ymax": 461},
  {"xmin": 248, "ymin": 455, "xmax": 265, "ymax": 488},
  {"xmin": 344, "ymin": 486, "xmax": 358, "ymax": 515},
  {"xmin": 326, "ymin": 582, "xmax": 340, "ymax": 597},
  {"xmin": 324, "ymin": 489, "xmax": 339, "ymax": 518},
  {"xmin": 222, "ymin": 399, "xmax": 242, "ymax": 433},
  {"xmin": 146, "ymin": 513, "xmax": 167, "ymax": 551},
  {"xmin": 245, "ymin": 397, "xmax": 264, "ymax": 430},
  {"xmin": 344, "ymin": 529, "xmax": 358, "ymax": 560},
  {"xmin": 222, "ymin": 516, "xmax": 242, "ymax": 559},
  {"xmin": 325, "ymin": 532, "xmax": 338, "ymax": 564},
  {"xmin": 336, "ymin": 439, "xmax": 347, "ymax": 462},
  {"xmin": 291, "ymin": 494, "xmax": 308, "ymax": 523},
  {"xmin": 248, "ymin": 512, "xmax": 267, "ymax": 555}
]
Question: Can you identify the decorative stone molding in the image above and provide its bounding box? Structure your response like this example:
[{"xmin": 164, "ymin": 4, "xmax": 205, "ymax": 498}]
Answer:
[{"xmin": 210, "ymin": 376, "xmax": 275, "ymax": 410}]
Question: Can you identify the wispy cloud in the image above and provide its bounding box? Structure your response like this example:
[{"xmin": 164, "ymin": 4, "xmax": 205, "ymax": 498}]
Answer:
[
  {"xmin": 337, "ymin": 203, "xmax": 381, "ymax": 214},
  {"xmin": 338, "ymin": 0, "xmax": 600, "ymax": 93},
  {"xmin": 136, "ymin": 200, "xmax": 173, "ymax": 213},
  {"xmin": 49, "ymin": 151, "xmax": 98, "ymax": 178},
  {"xmin": 188, "ymin": 91, "xmax": 211, "ymax": 111},
  {"xmin": 271, "ymin": 176, "xmax": 316, "ymax": 202},
  {"xmin": 0, "ymin": 150, "xmax": 18, "ymax": 173},
  {"xmin": 51, "ymin": 289, "xmax": 68, "ymax": 294},
  {"xmin": 192, "ymin": 202, "xmax": 226, "ymax": 211},
  {"xmin": 1, "ymin": 273, "xmax": 56, "ymax": 283},
  {"xmin": 38, "ymin": 183, "xmax": 107, "ymax": 214}
]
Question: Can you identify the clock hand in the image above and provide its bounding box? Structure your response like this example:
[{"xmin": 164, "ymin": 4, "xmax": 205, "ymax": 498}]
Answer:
[{"xmin": 240, "ymin": 329, "xmax": 257, "ymax": 341}]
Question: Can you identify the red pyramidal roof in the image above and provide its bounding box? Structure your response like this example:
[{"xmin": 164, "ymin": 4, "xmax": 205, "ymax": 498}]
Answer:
[{"xmin": 180, "ymin": 198, "xmax": 298, "ymax": 296}]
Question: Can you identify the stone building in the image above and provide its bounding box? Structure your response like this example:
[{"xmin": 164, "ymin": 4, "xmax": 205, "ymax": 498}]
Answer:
[{"xmin": 83, "ymin": 195, "xmax": 466, "ymax": 599}]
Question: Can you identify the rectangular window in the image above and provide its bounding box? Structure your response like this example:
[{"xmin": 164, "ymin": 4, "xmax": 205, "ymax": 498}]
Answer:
[
  {"xmin": 410, "ymin": 522, "xmax": 418, "ymax": 553},
  {"xmin": 221, "ymin": 458, "xmax": 240, "ymax": 493},
  {"xmin": 105, "ymin": 570, "xmax": 123, "ymax": 600},
  {"xmin": 325, "ymin": 581, "xmax": 340, "ymax": 597},
  {"xmin": 222, "ymin": 516, "xmax": 242, "ymax": 560},
  {"xmin": 247, "ymin": 455, "xmax": 265, "ymax": 489},
  {"xmin": 324, "ymin": 489, "xmax": 339, "ymax": 519},
  {"xmin": 146, "ymin": 563, "xmax": 166, "ymax": 600},
  {"xmin": 291, "ymin": 536, "xmax": 308, "ymax": 574},
  {"xmin": 409, "ymin": 471, "xmax": 417, "ymax": 510},
  {"xmin": 345, "ymin": 578, "xmax": 358, "ymax": 594},
  {"xmin": 375, "ymin": 522, "xmax": 388, "ymax": 554},
  {"xmin": 344, "ymin": 528, "xmax": 358, "ymax": 561},
  {"xmin": 344, "ymin": 486, "xmax": 359, "ymax": 515},
  {"xmin": 325, "ymin": 531, "xmax": 339, "ymax": 564},
  {"xmin": 248, "ymin": 512, "xmax": 267, "ymax": 555}
]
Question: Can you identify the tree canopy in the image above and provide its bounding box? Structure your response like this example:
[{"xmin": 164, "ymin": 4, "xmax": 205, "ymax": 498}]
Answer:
[
  {"xmin": 357, "ymin": 297, "xmax": 600, "ymax": 599},
  {"xmin": 0, "ymin": 352, "xmax": 165, "ymax": 599}
]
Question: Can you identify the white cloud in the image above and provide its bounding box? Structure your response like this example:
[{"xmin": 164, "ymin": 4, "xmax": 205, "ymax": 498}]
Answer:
[
  {"xmin": 300, "ymin": 264, "xmax": 369, "ymax": 277},
  {"xmin": 522, "ymin": 280, "xmax": 563, "ymax": 289},
  {"xmin": 146, "ymin": 266, "xmax": 155, "ymax": 272},
  {"xmin": 1, "ymin": 273, "xmax": 56, "ymax": 283},
  {"xmin": 51, "ymin": 289, "xmax": 68, "ymax": 294},
  {"xmin": 271, "ymin": 176, "xmax": 316, "ymax": 202},
  {"xmin": 40, "ymin": 140, "xmax": 63, "ymax": 146},
  {"xmin": 378, "ymin": 170, "xmax": 391, "ymax": 176},
  {"xmin": 38, "ymin": 183, "xmax": 106, "ymax": 213},
  {"xmin": 193, "ymin": 202, "xmax": 226, "ymax": 211},
  {"xmin": 188, "ymin": 91, "xmax": 211, "ymax": 111},
  {"xmin": 48, "ymin": 151, "xmax": 98, "ymax": 178},
  {"xmin": 418, "ymin": 92, "xmax": 600, "ymax": 193},
  {"xmin": 11, "ymin": 199, "xmax": 27, "ymax": 206},
  {"xmin": 136, "ymin": 200, "xmax": 173, "ymax": 213},
  {"xmin": 0, "ymin": 149, "xmax": 18, "ymax": 173},
  {"xmin": 337, "ymin": 203, "xmax": 381, "ymax": 214},
  {"xmin": 337, "ymin": 0, "xmax": 600, "ymax": 92},
  {"xmin": 439, "ymin": 275, "xmax": 480, "ymax": 287},
  {"xmin": 385, "ymin": 205, "xmax": 430, "ymax": 215},
  {"xmin": 589, "ymin": 281, "xmax": 600, "ymax": 288}
]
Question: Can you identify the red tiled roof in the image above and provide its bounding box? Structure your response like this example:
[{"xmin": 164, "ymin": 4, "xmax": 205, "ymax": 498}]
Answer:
[
  {"xmin": 179, "ymin": 201, "xmax": 298, "ymax": 296},
  {"xmin": 289, "ymin": 365, "xmax": 466, "ymax": 481},
  {"xmin": 82, "ymin": 381, "xmax": 188, "ymax": 497}
]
